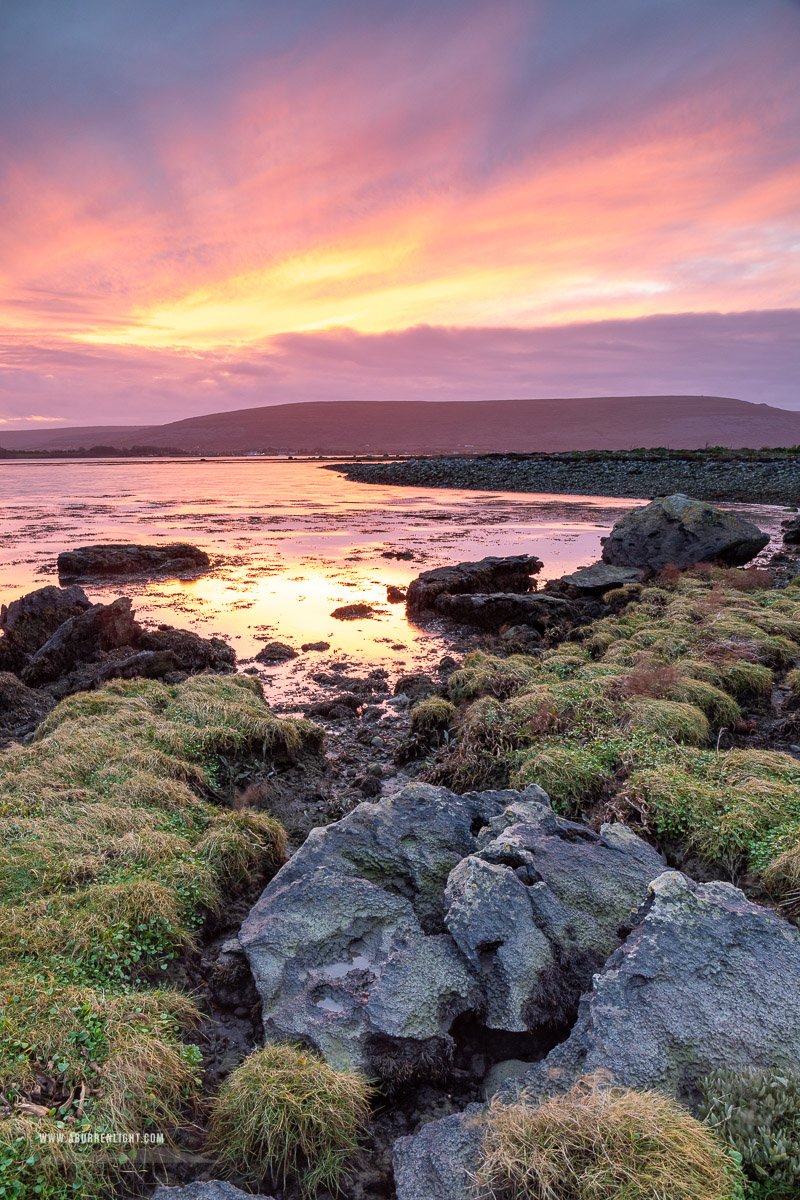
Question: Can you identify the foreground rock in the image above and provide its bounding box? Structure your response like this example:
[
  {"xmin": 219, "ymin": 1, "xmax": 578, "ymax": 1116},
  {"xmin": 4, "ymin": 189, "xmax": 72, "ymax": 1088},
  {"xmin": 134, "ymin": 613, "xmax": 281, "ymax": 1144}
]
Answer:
[
  {"xmin": 0, "ymin": 584, "xmax": 91, "ymax": 672},
  {"xmin": 393, "ymin": 871, "xmax": 800, "ymax": 1200},
  {"xmin": 152, "ymin": 1185, "xmax": 275, "ymax": 1200},
  {"xmin": 601, "ymin": 494, "xmax": 768, "ymax": 571},
  {"xmin": 58, "ymin": 542, "xmax": 210, "ymax": 580},
  {"xmin": 254, "ymin": 640, "xmax": 298, "ymax": 663},
  {"xmin": 434, "ymin": 591, "xmax": 570, "ymax": 632},
  {"xmin": 406, "ymin": 555, "xmax": 542, "ymax": 616},
  {"xmin": 239, "ymin": 783, "xmax": 662, "ymax": 1082}
]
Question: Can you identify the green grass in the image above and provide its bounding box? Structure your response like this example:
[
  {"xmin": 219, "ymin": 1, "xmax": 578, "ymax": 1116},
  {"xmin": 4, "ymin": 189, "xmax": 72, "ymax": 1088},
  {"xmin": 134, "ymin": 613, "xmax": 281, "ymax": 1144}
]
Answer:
[
  {"xmin": 428, "ymin": 571, "xmax": 800, "ymax": 888},
  {"xmin": 476, "ymin": 1079, "xmax": 744, "ymax": 1199},
  {"xmin": 208, "ymin": 1043, "xmax": 372, "ymax": 1197},
  {"xmin": 0, "ymin": 674, "xmax": 322, "ymax": 1199}
]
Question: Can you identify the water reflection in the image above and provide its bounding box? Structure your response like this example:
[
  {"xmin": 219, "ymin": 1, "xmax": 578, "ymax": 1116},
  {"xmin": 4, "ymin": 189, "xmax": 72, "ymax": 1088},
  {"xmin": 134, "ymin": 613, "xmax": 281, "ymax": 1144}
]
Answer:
[{"xmin": 0, "ymin": 458, "xmax": 785, "ymax": 701}]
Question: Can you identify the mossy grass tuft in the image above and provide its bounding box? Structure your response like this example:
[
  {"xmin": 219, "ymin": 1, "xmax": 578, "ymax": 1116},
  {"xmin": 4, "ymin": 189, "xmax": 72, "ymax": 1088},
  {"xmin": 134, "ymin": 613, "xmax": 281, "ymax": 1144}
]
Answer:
[
  {"xmin": 208, "ymin": 1042, "xmax": 372, "ymax": 1196},
  {"xmin": 0, "ymin": 674, "xmax": 322, "ymax": 1199},
  {"xmin": 476, "ymin": 1078, "xmax": 743, "ymax": 1199}
]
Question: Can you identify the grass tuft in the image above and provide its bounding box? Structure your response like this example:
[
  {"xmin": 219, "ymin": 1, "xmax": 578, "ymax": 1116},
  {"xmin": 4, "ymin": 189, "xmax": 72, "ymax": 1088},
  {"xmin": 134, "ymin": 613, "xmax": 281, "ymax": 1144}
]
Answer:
[
  {"xmin": 476, "ymin": 1079, "xmax": 742, "ymax": 1199},
  {"xmin": 209, "ymin": 1043, "xmax": 372, "ymax": 1197}
]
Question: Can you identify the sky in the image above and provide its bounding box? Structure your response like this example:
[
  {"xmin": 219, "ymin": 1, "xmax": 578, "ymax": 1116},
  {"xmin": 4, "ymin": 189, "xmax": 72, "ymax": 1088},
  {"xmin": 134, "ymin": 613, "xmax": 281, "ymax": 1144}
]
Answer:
[{"xmin": 1, "ymin": 0, "xmax": 799, "ymax": 428}]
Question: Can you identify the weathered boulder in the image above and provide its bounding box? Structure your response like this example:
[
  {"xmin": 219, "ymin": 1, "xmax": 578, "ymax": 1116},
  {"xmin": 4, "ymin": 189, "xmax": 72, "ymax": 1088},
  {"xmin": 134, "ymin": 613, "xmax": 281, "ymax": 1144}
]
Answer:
[
  {"xmin": 434, "ymin": 591, "xmax": 569, "ymax": 631},
  {"xmin": 393, "ymin": 871, "xmax": 800, "ymax": 1200},
  {"xmin": 135, "ymin": 625, "xmax": 235, "ymax": 673},
  {"xmin": 21, "ymin": 597, "xmax": 138, "ymax": 686},
  {"xmin": 515, "ymin": 870, "xmax": 800, "ymax": 1103},
  {"xmin": 0, "ymin": 671, "xmax": 54, "ymax": 735},
  {"xmin": 601, "ymin": 495, "xmax": 769, "ymax": 571},
  {"xmin": 58, "ymin": 542, "xmax": 210, "ymax": 580},
  {"xmin": 152, "ymin": 1185, "xmax": 275, "ymax": 1200},
  {"xmin": 45, "ymin": 649, "xmax": 183, "ymax": 700},
  {"xmin": 239, "ymin": 784, "xmax": 662, "ymax": 1083},
  {"xmin": 406, "ymin": 555, "xmax": 542, "ymax": 616},
  {"xmin": 558, "ymin": 562, "xmax": 644, "ymax": 593},
  {"xmin": 0, "ymin": 584, "xmax": 91, "ymax": 672}
]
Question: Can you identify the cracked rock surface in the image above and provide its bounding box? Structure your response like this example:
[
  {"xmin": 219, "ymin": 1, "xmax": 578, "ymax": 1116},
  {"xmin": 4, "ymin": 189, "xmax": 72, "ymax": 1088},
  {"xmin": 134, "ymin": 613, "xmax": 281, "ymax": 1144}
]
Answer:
[
  {"xmin": 394, "ymin": 870, "xmax": 800, "ymax": 1200},
  {"xmin": 239, "ymin": 782, "xmax": 663, "ymax": 1082}
]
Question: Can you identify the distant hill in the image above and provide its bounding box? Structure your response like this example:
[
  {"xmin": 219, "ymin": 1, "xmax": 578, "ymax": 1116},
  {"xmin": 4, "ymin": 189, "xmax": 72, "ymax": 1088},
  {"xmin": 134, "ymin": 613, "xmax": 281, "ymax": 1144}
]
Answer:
[{"xmin": 2, "ymin": 396, "xmax": 800, "ymax": 453}]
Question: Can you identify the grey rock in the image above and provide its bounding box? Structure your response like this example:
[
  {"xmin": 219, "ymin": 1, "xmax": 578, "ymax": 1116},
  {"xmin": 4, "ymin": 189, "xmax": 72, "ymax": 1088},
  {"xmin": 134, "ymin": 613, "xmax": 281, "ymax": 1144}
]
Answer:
[
  {"xmin": 406, "ymin": 555, "xmax": 542, "ymax": 615},
  {"xmin": 22, "ymin": 597, "xmax": 138, "ymax": 686},
  {"xmin": 512, "ymin": 871, "xmax": 800, "ymax": 1103},
  {"xmin": 393, "ymin": 1107, "xmax": 486, "ymax": 1200},
  {"xmin": 434, "ymin": 590, "xmax": 569, "ymax": 631},
  {"xmin": 558, "ymin": 562, "xmax": 645, "ymax": 593},
  {"xmin": 241, "ymin": 783, "xmax": 663, "ymax": 1083},
  {"xmin": 483, "ymin": 1058, "xmax": 530, "ymax": 1097},
  {"xmin": 0, "ymin": 584, "xmax": 91, "ymax": 672},
  {"xmin": 601, "ymin": 494, "xmax": 769, "ymax": 571},
  {"xmin": 151, "ymin": 1184, "xmax": 275, "ymax": 1200},
  {"xmin": 58, "ymin": 542, "xmax": 209, "ymax": 581},
  {"xmin": 783, "ymin": 515, "xmax": 800, "ymax": 545}
]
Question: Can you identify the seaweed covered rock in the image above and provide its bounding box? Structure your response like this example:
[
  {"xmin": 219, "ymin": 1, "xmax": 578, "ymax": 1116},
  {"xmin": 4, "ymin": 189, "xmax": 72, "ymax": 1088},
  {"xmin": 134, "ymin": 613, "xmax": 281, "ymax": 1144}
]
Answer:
[
  {"xmin": 239, "ymin": 784, "xmax": 662, "ymax": 1082},
  {"xmin": 21, "ymin": 597, "xmax": 138, "ymax": 686},
  {"xmin": 0, "ymin": 584, "xmax": 91, "ymax": 672},
  {"xmin": 136, "ymin": 624, "xmax": 236, "ymax": 673},
  {"xmin": 601, "ymin": 494, "xmax": 768, "ymax": 571},
  {"xmin": 0, "ymin": 671, "xmax": 53, "ymax": 736},
  {"xmin": 58, "ymin": 542, "xmax": 210, "ymax": 580},
  {"xmin": 406, "ymin": 555, "xmax": 542, "ymax": 616}
]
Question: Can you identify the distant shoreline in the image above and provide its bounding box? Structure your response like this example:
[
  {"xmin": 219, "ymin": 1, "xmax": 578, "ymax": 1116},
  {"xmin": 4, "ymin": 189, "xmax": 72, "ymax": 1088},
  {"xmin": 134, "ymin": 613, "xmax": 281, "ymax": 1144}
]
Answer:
[{"xmin": 330, "ymin": 451, "xmax": 800, "ymax": 506}]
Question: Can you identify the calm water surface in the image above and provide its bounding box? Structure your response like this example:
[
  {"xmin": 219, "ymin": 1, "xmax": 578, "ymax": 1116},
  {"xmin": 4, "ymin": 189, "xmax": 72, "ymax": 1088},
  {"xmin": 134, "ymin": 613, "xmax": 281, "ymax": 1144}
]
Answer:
[{"xmin": 0, "ymin": 459, "xmax": 784, "ymax": 701}]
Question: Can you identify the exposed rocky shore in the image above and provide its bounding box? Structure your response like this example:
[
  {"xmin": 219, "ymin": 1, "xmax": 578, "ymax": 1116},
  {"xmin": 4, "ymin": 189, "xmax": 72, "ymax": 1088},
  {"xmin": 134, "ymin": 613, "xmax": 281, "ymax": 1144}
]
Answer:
[
  {"xmin": 331, "ymin": 452, "xmax": 800, "ymax": 505},
  {"xmin": 5, "ymin": 505, "xmax": 800, "ymax": 1200}
]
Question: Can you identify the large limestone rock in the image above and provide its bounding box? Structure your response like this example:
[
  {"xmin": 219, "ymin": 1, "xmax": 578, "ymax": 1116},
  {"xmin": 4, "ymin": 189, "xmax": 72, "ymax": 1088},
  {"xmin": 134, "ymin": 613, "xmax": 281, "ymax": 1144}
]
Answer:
[
  {"xmin": 58, "ymin": 542, "xmax": 210, "ymax": 580},
  {"xmin": 0, "ymin": 584, "xmax": 91, "ymax": 672},
  {"xmin": 515, "ymin": 871, "xmax": 800, "ymax": 1101},
  {"xmin": 601, "ymin": 494, "xmax": 768, "ymax": 571},
  {"xmin": 406, "ymin": 555, "xmax": 542, "ymax": 616},
  {"xmin": 239, "ymin": 783, "xmax": 662, "ymax": 1083},
  {"xmin": 393, "ymin": 871, "xmax": 800, "ymax": 1200}
]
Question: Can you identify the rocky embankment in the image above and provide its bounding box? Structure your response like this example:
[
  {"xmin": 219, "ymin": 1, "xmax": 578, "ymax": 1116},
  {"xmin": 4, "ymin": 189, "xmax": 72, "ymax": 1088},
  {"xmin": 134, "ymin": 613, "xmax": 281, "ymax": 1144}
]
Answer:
[{"xmin": 331, "ymin": 452, "xmax": 800, "ymax": 504}]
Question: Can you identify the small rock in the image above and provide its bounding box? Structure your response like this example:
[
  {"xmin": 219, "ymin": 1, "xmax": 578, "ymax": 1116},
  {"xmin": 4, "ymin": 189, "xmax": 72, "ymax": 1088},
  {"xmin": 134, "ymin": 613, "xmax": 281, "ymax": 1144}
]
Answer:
[
  {"xmin": 387, "ymin": 585, "xmax": 407, "ymax": 603},
  {"xmin": 301, "ymin": 640, "xmax": 331, "ymax": 651},
  {"xmin": 370, "ymin": 735, "xmax": 385, "ymax": 747},
  {"xmin": 331, "ymin": 603, "xmax": 378, "ymax": 620},
  {"xmin": 394, "ymin": 672, "xmax": 435, "ymax": 700},
  {"xmin": 255, "ymin": 641, "xmax": 298, "ymax": 663}
]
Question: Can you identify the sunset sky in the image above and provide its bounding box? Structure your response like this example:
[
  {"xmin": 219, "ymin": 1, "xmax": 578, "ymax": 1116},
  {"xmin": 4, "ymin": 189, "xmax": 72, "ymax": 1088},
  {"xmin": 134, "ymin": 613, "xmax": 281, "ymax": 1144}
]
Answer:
[{"xmin": 1, "ymin": 0, "xmax": 799, "ymax": 427}]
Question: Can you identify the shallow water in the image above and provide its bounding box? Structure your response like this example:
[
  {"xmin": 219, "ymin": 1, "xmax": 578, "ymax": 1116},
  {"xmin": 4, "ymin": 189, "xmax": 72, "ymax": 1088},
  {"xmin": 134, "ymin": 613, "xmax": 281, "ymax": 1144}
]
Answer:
[{"xmin": 0, "ymin": 458, "xmax": 785, "ymax": 701}]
